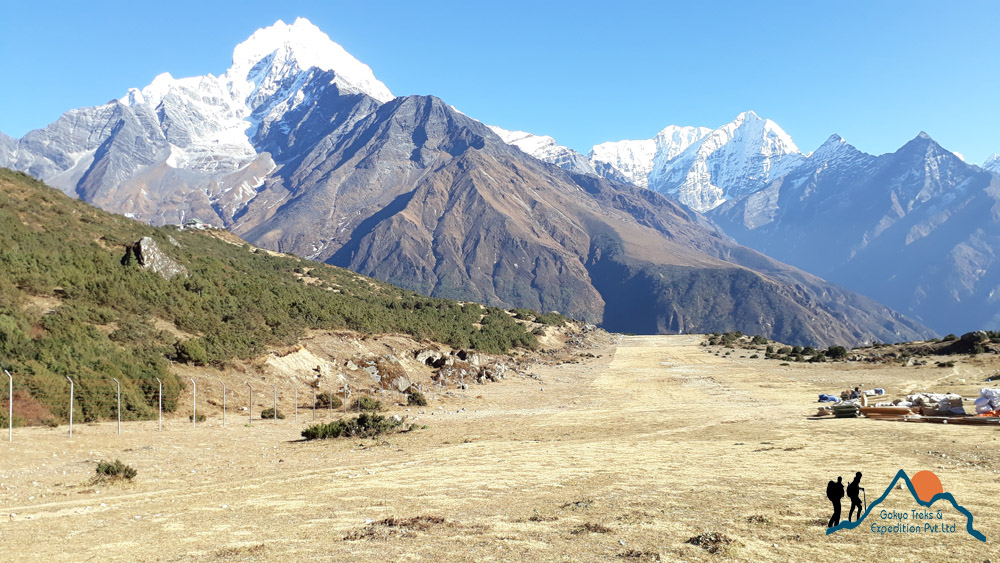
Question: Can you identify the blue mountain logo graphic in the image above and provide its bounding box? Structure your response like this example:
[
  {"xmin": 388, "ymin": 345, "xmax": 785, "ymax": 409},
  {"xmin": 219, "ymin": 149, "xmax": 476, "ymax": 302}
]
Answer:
[{"xmin": 827, "ymin": 469, "xmax": 985, "ymax": 542}]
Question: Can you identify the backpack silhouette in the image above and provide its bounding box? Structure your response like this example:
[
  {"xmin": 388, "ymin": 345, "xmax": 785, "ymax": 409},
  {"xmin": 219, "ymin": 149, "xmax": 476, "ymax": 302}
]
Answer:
[{"xmin": 827, "ymin": 480, "xmax": 843, "ymax": 501}]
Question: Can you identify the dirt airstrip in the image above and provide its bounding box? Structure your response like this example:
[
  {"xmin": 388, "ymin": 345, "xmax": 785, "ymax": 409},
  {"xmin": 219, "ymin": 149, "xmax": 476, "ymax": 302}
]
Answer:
[{"xmin": 1, "ymin": 335, "xmax": 998, "ymax": 561}]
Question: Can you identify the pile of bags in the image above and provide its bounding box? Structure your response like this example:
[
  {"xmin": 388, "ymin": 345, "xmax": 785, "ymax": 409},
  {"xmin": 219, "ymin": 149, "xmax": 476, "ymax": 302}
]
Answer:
[
  {"xmin": 833, "ymin": 402, "xmax": 861, "ymax": 418},
  {"xmin": 899, "ymin": 393, "xmax": 966, "ymax": 416},
  {"xmin": 974, "ymin": 388, "xmax": 1000, "ymax": 416}
]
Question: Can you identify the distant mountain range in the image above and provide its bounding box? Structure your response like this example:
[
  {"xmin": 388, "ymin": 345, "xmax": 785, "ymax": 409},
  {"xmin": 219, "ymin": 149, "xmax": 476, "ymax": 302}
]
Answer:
[
  {"xmin": 0, "ymin": 18, "xmax": 941, "ymax": 345},
  {"xmin": 496, "ymin": 114, "xmax": 1000, "ymax": 335}
]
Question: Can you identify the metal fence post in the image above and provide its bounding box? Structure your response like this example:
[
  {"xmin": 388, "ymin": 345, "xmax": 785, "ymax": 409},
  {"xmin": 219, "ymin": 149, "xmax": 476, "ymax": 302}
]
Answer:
[
  {"xmin": 65, "ymin": 376, "xmax": 74, "ymax": 438},
  {"xmin": 246, "ymin": 383, "xmax": 253, "ymax": 425},
  {"xmin": 155, "ymin": 377, "xmax": 162, "ymax": 432},
  {"xmin": 5, "ymin": 369, "xmax": 12, "ymax": 442},
  {"xmin": 312, "ymin": 389, "xmax": 316, "ymax": 420},
  {"xmin": 190, "ymin": 378, "xmax": 197, "ymax": 428},
  {"xmin": 294, "ymin": 385, "xmax": 298, "ymax": 423},
  {"xmin": 271, "ymin": 385, "xmax": 277, "ymax": 425},
  {"xmin": 112, "ymin": 378, "xmax": 121, "ymax": 435},
  {"xmin": 221, "ymin": 382, "xmax": 227, "ymax": 427}
]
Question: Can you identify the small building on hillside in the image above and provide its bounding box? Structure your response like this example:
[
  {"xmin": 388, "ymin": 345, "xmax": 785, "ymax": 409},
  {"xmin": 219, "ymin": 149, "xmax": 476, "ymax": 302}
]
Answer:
[{"xmin": 181, "ymin": 218, "xmax": 212, "ymax": 230}]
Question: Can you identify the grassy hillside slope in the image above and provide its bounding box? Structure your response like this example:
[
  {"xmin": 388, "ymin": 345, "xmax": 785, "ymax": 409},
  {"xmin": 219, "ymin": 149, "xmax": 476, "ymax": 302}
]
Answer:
[{"xmin": 0, "ymin": 169, "xmax": 541, "ymax": 425}]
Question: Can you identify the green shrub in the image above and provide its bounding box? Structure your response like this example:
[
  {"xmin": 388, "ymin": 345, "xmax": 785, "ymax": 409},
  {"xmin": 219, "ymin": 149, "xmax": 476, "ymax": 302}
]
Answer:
[
  {"xmin": 260, "ymin": 407, "xmax": 285, "ymax": 420},
  {"xmin": 300, "ymin": 413, "xmax": 403, "ymax": 440},
  {"xmin": 750, "ymin": 335, "xmax": 767, "ymax": 345},
  {"xmin": 95, "ymin": 459, "xmax": 137, "ymax": 481},
  {"xmin": 534, "ymin": 312, "xmax": 567, "ymax": 326},
  {"xmin": 189, "ymin": 413, "xmax": 206, "ymax": 422},
  {"xmin": 354, "ymin": 396, "xmax": 382, "ymax": 412},
  {"xmin": 175, "ymin": 339, "xmax": 209, "ymax": 365},
  {"xmin": 942, "ymin": 334, "xmax": 958, "ymax": 342},
  {"xmin": 314, "ymin": 392, "xmax": 343, "ymax": 409},
  {"xmin": 825, "ymin": 345, "xmax": 848, "ymax": 360},
  {"xmin": 407, "ymin": 391, "xmax": 428, "ymax": 407}
]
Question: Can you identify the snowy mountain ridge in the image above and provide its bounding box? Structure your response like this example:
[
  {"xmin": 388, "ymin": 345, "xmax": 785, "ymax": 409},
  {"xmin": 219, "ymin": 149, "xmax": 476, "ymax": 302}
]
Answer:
[
  {"xmin": 491, "ymin": 110, "xmax": 804, "ymax": 212},
  {"xmin": 112, "ymin": 17, "xmax": 393, "ymax": 173},
  {"xmin": 985, "ymin": 153, "xmax": 1000, "ymax": 174}
]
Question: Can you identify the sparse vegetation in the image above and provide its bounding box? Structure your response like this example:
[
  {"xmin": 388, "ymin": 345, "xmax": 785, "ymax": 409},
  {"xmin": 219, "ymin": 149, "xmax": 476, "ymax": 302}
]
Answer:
[
  {"xmin": 354, "ymin": 396, "xmax": 382, "ymax": 412},
  {"xmin": 94, "ymin": 459, "xmax": 137, "ymax": 481},
  {"xmin": 686, "ymin": 531, "xmax": 734, "ymax": 554},
  {"xmin": 0, "ymin": 169, "xmax": 544, "ymax": 424},
  {"xmin": 825, "ymin": 345, "xmax": 848, "ymax": 360},
  {"xmin": 571, "ymin": 522, "xmax": 612, "ymax": 534},
  {"xmin": 301, "ymin": 413, "xmax": 403, "ymax": 440},
  {"xmin": 260, "ymin": 408, "xmax": 285, "ymax": 420},
  {"xmin": 314, "ymin": 392, "xmax": 343, "ymax": 410},
  {"xmin": 407, "ymin": 391, "xmax": 428, "ymax": 406},
  {"xmin": 343, "ymin": 516, "xmax": 445, "ymax": 541}
]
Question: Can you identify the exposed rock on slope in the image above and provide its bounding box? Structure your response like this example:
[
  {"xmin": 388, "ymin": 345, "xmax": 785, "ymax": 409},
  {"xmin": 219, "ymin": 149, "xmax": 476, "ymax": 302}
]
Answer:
[{"xmin": 121, "ymin": 236, "xmax": 189, "ymax": 280}]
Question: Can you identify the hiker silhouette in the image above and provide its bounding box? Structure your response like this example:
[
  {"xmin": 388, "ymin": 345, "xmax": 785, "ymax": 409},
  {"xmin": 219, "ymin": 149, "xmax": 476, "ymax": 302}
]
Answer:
[
  {"xmin": 826, "ymin": 476, "xmax": 844, "ymax": 527},
  {"xmin": 847, "ymin": 472, "xmax": 865, "ymax": 521}
]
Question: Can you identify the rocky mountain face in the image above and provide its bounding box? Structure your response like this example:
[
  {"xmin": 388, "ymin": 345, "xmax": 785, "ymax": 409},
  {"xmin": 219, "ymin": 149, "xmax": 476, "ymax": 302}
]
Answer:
[
  {"xmin": 1, "ymin": 18, "xmax": 935, "ymax": 346},
  {"xmin": 4, "ymin": 17, "xmax": 390, "ymax": 226},
  {"xmin": 709, "ymin": 133, "xmax": 1000, "ymax": 334},
  {"xmin": 985, "ymin": 153, "xmax": 1000, "ymax": 175}
]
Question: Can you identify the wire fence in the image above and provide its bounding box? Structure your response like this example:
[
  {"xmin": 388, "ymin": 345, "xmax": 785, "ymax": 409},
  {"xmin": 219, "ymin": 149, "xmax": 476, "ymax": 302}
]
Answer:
[{"xmin": 1, "ymin": 369, "xmax": 427, "ymax": 442}]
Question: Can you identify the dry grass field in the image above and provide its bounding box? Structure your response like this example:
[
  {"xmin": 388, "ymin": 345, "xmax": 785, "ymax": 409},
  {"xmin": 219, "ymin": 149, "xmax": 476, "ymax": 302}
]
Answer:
[{"xmin": 2, "ymin": 335, "xmax": 998, "ymax": 561}]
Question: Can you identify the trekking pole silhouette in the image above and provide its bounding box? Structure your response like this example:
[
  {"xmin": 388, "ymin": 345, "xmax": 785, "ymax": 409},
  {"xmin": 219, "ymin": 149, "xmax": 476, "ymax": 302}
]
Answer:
[{"xmin": 863, "ymin": 488, "xmax": 867, "ymax": 514}]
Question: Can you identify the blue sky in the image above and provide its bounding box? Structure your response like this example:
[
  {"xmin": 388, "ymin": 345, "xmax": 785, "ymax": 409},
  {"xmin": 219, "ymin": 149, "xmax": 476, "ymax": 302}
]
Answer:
[{"xmin": 1, "ymin": 0, "xmax": 997, "ymax": 161}]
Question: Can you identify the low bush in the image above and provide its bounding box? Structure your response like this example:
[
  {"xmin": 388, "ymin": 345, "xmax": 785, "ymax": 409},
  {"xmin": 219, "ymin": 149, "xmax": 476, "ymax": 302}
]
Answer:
[
  {"xmin": 260, "ymin": 407, "xmax": 285, "ymax": 420},
  {"xmin": 407, "ymin": 391, "xmax": 428, "ymax": 407},
  {"xmin": 825, "ymin": 345, "xmax": 848, "ymax": 360},
  {"xmin": 189, "ymin": 413, "xmax": 206, "ymax": 423},
  {"xmin": 354, "ymin": 396, "xmax": 382, "ymax": 412},
  {"xmin": 95, "ymin": 459, "xmax": 137, "ymax": 481},
  {"xmin": 301, "ymin": 413, "xmax": 403, "ymax": 440},
  {"xmin": 314, "ymin": 392, "xmax": 343, "ymax": 410}
]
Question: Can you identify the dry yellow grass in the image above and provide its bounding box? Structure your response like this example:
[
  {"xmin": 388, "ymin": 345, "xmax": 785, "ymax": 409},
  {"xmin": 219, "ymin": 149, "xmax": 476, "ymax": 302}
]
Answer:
[{"xmin": 1, "ymin": 335, "xmax": 997, "ymax": 561}]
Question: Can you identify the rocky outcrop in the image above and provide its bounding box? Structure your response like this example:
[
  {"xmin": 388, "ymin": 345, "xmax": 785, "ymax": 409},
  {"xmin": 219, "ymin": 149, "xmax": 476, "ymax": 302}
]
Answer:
[{"xmin": 121, "ymin": 236, "xmax": 188, "ymax": 280}]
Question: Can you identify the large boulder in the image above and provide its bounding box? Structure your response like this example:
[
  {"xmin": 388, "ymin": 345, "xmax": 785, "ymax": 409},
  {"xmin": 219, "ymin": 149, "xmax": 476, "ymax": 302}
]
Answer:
[{"xmin": 121, "ymin": 237, "xmax": 188, "ymax": 280}]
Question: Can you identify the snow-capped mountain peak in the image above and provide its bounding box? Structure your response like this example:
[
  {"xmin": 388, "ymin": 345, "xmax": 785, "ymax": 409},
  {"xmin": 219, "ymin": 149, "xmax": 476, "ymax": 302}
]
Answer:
[
  {"xmin": 227, "ymin": 17, "xmax": 393, "ymax": 104},
  {"xmin": 487, "ymin": 126, "xmax": 563, "ymax": 160},
  {"xmin": 486, "ymin": 125, "xmax": 596, "ymax": 175},
  {"xmin": 641, "ymin": 111, "xmax": 803, "ymax": 211},
  {"xmin": 983, "ymin": 153, "xmax": 1000, "ymax": 173},
  {"xmin": 106, "ymin": 18, "xmax": 396, "ymax": 175},
  {"xmin": 490, "ymin": 111, "xmax": 803, "ymax": 210},
  {"xmin": 588, "ymin": 124, "xmax": 711, "ymax": 188}
]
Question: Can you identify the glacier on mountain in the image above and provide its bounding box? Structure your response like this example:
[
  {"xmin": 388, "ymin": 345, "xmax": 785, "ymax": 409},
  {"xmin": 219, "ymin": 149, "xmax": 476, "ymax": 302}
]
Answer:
[
  {"xmin": 486, "ymin": 125, "xmax": 596, "ymax": 175},
  {"xmin": 4, "ymin": 17, "xmax": 394, "ymax": 224},
  {"xmin": 489, "ymin": 111, "xmax": 803, "ymax": 212},
  {"xmin": 985, "ymin": 153, "xmax": 1000, "ymax": 174}
]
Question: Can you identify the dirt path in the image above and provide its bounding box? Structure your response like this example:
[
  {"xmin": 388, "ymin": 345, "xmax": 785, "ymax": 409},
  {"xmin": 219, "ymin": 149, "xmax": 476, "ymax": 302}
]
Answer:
[{"xmin": 1, "ymin": 335, "xmax": 997, "ymax": 560}]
